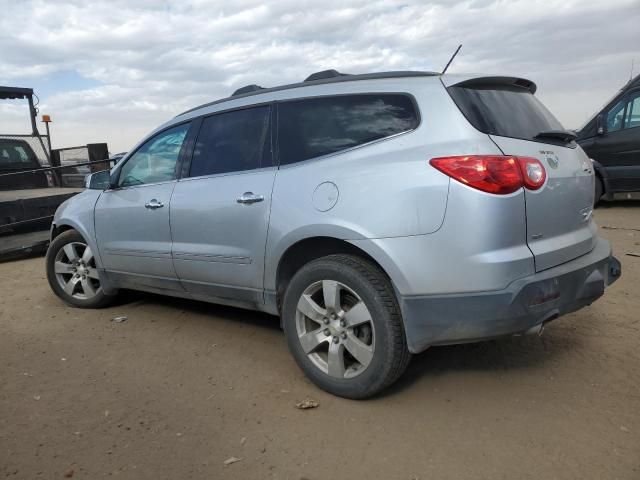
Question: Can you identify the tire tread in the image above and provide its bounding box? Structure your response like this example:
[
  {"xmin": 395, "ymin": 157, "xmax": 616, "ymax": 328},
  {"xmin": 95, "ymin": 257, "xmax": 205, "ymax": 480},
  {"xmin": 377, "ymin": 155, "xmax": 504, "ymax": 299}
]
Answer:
[{"xmin": 283, "ymin": 253, "xmax": 410, "ymax": 398}]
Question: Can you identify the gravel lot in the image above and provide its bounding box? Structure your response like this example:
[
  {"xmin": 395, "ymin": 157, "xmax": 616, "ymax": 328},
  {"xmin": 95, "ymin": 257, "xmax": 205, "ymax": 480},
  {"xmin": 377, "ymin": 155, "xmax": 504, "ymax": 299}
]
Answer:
[{"xmin": 1, "ymin": 202, "xmax": 639, "ymax": 479}]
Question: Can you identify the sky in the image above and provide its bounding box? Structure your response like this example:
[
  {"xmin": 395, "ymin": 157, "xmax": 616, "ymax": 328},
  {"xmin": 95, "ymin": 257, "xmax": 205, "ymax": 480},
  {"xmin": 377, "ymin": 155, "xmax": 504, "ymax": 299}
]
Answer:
[{"xmin": 0, "ymin": 0, "xmax": 639, "ymax": 153}]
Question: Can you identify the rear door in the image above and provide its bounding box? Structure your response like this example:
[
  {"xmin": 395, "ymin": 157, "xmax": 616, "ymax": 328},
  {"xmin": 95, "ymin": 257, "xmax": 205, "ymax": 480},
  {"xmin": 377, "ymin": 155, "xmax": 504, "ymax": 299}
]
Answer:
[
  {"xmin": 446, "ymin": 77, "xmax": 596, "ymax": 271},
  {"xmin": 170, "ymin": 105, "xmax": 275, "ymax": 303}
]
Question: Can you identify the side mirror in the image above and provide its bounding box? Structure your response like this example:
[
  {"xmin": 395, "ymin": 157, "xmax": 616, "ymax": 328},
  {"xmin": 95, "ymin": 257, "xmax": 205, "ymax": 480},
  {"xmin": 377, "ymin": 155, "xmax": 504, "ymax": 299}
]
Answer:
[
  {"xmin": 596, "ymin": 114, "xmax": 605, "ymax": 135},
  {"xmin": 85, "ymin": 169, "xmax": 111, "ymax": 190},
  {"xmin": 109, "ymin": 170, "xmax": 119, "ymax": 189}
]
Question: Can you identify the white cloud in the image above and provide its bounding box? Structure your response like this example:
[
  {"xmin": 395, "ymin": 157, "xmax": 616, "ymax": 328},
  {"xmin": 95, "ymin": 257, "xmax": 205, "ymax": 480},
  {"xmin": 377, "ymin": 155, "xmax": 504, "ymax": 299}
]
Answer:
[{"xmin": 0, "ymin": 0, "xmax": 638, "ymax": 152}]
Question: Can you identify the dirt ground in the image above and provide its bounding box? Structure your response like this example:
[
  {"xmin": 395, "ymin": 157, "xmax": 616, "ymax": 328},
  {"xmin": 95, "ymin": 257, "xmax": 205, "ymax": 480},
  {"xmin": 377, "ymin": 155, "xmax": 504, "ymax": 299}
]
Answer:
[{"xmin": 1, "ymin": 202, "xmax": 639, "ymax": 480}]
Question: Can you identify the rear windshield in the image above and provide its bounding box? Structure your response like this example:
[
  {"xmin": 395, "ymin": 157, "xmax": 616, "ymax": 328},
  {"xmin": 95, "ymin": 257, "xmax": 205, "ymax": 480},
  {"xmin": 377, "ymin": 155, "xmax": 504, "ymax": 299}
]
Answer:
[
  {"xmin": 0, "ymin": 142, "xmax": 37, "ymax": 167},
  {"xmin": 448, "ymin": 85, "xmax": 565, "ymax": 142}
]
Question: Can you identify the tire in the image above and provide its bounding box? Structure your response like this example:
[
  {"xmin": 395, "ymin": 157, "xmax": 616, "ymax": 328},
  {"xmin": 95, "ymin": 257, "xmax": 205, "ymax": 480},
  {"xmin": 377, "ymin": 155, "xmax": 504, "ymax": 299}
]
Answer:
[
  {"xmin": 594, "ymin": 176, "xmax": 603, "ymax": 206},
  {"xmin": 46, "ymin": 229, "xmax": 116, "ymax": 308},
  {"xmin": 282, "ymin": 254, "xmax": 411, "ymax": 399}
]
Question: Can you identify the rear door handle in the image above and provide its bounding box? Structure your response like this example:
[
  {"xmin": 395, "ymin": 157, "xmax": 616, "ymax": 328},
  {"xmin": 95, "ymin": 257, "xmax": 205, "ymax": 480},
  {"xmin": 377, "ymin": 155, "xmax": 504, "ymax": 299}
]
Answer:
[
  {"xmin": 237, "ymin": 192, "xmax": 264, "ymax": 205},
  {"xmin": 144, "ymin": 199, "xmax": 164, "ymax": 209}
]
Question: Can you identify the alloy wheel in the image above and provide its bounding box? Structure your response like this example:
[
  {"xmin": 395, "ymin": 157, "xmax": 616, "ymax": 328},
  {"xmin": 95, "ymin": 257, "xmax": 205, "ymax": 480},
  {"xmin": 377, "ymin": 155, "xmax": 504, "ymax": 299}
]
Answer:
[
  {"xmin": 295, "ymin": 280, "xmax": 375, "ymax": 379},
  {"xmin": 54, "ymin": 242, "xmax": 101, "ymax": 300}
]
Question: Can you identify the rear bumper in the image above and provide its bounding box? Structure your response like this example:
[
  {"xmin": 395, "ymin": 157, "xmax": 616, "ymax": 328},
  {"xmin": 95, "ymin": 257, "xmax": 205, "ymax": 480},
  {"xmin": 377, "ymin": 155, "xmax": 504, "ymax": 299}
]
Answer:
[{"xmin": 400, "ymin": 237, "xmax": 621, "ymax": 353}]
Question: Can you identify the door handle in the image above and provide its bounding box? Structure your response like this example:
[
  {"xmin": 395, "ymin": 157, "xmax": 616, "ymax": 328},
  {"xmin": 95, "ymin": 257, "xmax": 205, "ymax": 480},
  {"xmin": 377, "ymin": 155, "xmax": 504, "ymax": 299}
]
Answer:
[
  {"xmin": 144, "ymin": 199, "xmax": 164, "ymax": 209},
  {"xmin": 237, "ymin": 192, "xmax": 264, "ymax": 205}
]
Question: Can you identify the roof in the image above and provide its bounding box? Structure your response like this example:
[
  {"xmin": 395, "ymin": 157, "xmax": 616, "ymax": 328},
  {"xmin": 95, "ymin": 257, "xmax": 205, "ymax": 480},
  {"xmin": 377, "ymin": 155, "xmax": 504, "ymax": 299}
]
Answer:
[
  {"xmin": 0, "ymin": 86, "xmax": 34, "ymax": 100},
  {"xmin": 177, "ymin": 70, "xmax": 440, "ymax": 117}
]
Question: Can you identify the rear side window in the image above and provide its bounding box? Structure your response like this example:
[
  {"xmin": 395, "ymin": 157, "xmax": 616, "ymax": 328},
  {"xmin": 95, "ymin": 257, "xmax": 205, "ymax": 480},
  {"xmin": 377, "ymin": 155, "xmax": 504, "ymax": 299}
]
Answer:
[
  {"xmin": 278, "ymin": 94, "xmax": 419, "ymax": 165},
  {"xmin": 190, "ymin": 105, "xmax": 272, "ymax": 177},
  {"xmin": 448, "ymin": 85, "xmax": 565, "ymax": 142}
]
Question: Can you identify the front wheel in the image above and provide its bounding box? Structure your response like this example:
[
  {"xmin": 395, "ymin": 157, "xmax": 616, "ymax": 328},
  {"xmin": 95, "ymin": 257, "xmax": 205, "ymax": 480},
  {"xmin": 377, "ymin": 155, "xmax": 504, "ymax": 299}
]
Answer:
[
  {"xmin": 282, "ymin": 254, "xmax": 410, "ymax": 399},
  {"xmin": 46, "ymin": 230, "xmax": 116, "ymax": 308}
]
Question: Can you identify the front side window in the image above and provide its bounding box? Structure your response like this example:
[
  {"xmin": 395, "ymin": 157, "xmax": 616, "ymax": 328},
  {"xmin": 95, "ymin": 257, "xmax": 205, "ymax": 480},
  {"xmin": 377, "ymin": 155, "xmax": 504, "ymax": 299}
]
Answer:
[
  {"xmin": 118, "ymin": 123, "xmax": 189, "ymax": 187},
  {"xmin": 607, "ymin": 100, "xmax": 626, "ymax": 132},
  {"xmin": 624, "ymin": 94, "xmax": 640, "ymax": 129},
  {"xmin": 278, "ymin": 94, "xmax": 419, "ymax": 165},
  {"xmin": 189, "ymin": 105, "xmax": 272, "ymax": 177}
]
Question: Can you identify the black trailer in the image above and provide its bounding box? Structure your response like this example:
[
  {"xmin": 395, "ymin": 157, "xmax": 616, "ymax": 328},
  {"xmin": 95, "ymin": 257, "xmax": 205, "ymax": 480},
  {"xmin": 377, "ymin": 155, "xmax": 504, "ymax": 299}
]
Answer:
[{"xmin": 0, "ymin": 86, "xmax": 112, "ymax": 260}]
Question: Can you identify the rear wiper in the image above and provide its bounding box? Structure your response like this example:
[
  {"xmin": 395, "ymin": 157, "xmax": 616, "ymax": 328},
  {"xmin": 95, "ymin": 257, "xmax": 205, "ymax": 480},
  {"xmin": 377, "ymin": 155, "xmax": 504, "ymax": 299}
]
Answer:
[{"xmin": 533, "ymin": 129, "xmax": 577, "ymax": 143}]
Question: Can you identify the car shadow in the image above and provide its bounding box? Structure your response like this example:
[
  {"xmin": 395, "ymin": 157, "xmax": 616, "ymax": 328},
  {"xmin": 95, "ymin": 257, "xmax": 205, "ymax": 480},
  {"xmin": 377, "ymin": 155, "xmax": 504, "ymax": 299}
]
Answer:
[
  {"xmin": 378, "ymin": 328, "xmax": 582, "ymax": 398},
  {"xmin": 111, "ymin": 290, "xmax": 582, "ymax": 399}
]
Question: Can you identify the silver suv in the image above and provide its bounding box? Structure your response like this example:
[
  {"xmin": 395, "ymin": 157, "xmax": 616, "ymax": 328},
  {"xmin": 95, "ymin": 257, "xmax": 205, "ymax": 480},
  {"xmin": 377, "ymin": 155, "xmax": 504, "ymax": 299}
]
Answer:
[{"xmin": 46, "ymin": 70, "xmax": 621, "ymax": 398}]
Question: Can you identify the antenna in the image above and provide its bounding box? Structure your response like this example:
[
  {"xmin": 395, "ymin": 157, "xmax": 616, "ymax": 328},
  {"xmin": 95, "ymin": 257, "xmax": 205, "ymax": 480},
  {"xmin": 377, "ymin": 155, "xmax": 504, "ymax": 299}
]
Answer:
[
  {"xmin": 441, "ymin": 44, "xmax": 462, "ymax": 74},
  {"xmin": 631, "ymin": 58, "xmax": 635, "ymax": 81}
]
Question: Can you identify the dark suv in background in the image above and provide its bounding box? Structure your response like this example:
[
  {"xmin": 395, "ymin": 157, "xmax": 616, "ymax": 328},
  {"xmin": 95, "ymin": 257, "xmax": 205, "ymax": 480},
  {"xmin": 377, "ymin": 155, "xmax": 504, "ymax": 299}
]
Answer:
[{"xmin": 577, "ymin": 74, "xmax": 640, "ymax": 203}]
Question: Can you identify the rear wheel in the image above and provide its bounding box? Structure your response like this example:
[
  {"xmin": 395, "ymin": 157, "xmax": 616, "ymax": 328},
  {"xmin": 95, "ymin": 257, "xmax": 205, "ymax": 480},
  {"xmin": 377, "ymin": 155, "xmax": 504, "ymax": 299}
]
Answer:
[
  {"xmin": 282, "ymin": 254, "xmax": 410, "ymax": 399},
  {"xmin": 46, "ymin": 230, "xmax": 116, "ymax": 308}
]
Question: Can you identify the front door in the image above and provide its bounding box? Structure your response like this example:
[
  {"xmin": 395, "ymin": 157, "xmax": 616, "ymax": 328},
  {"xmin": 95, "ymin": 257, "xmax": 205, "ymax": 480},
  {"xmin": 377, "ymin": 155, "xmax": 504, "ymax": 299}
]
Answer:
[
  {"xmin": 170, "ymin": 105, "xmax": 275, "ymax": 303},
  {"xmin": 591, "ymin": 90, "xmax": 640, "ymax": 192},
  {"xmin": 95, "ymin": 122, "xmax": 191, "ymax": 291}
]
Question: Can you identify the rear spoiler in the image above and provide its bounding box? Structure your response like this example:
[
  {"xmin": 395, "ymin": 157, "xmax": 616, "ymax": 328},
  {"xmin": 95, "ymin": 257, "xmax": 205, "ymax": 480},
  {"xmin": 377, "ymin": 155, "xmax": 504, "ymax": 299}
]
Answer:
[{"xmin": 444, "ymin": 76, "xmax": 537, "ymax": 94}]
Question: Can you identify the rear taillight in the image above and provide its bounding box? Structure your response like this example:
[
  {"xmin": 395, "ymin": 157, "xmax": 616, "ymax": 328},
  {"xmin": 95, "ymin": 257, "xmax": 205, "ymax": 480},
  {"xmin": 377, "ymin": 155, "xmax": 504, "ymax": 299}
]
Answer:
[
  {"xmin": 429, "ymin": 155, "xmax": 546, "ymax": 195},
  {"xmin": 517, "ymin": 156, "xmax": 546, "ymax": 190}
]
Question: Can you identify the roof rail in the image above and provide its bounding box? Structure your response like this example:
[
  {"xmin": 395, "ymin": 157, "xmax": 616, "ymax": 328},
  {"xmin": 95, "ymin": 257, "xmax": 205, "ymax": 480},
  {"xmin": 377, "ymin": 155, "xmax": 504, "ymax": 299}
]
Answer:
[
  {"xmin": 177, "ymin": 71, "xmax": 440, "ymax": 117},
  {"xmin": 304, "ymin": 69, "xmax": 351, "ymax": 82},
  {"xmin": 232, "ymin": 84, "xmax": 265, "ymax": 96}
]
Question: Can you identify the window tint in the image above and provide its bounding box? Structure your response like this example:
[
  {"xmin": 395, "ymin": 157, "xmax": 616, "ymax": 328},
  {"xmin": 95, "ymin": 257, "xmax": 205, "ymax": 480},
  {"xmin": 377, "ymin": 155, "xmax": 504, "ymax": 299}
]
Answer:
[
  {"xmin": 607, "ymin": 100, "xmax": 626, "ymax": 132},
  {"xmin": 189, "ymin": 106, "xmax": 271, "ymax": 177},
  {"xmin": 624, "ymin": 94, "xmax": 640, "ymax": 129},
  {"xmin": 448, "ymin": 85, "xmax": 565, "ymax": 143},
  {"xmin": 118, "ymin": 123, "xmax": 189, "ymax": 187},
  {"xmin": 278, "ymin": 94, "xmax": 419, "ymax": 165}
]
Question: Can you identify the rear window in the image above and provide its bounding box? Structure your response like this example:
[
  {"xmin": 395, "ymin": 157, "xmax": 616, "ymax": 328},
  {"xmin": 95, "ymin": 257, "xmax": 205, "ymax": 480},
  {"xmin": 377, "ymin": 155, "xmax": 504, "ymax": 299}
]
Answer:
[
  {"xmin": 0, "ymin": 142, "xmax": 36, "ymax": 166},
  {"xmin": 278, "ymin": 94, "xmax": 419, "ymax": 165},
  {"xmin": 448, "ymin": 85, "xmax": 565, "ymax": 142},
  {"xmin": 190, "ymin": 105, "xmax": 272, "ymax": 177}
]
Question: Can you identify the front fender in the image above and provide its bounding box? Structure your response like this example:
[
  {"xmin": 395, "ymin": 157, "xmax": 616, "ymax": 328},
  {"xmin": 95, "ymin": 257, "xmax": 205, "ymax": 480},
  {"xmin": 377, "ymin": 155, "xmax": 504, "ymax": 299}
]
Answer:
[{"xmin": 52, "ymin": 190, "xmax": 103, "ymax": 267}]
